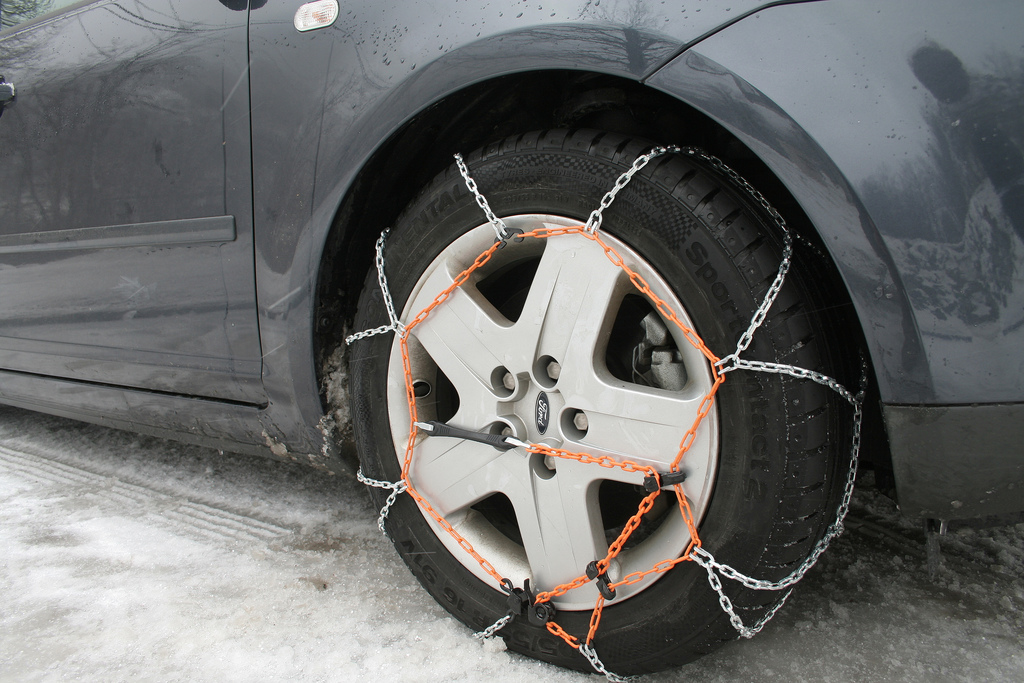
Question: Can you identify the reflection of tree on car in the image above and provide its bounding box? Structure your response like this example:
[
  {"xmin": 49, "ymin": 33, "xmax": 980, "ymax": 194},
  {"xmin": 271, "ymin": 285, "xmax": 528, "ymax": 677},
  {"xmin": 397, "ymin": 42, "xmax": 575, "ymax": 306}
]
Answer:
[
  {"xmin": 2, "ymin": 0, "xmax": 74, "ymax": 28},
  {"xmin": 1, "ymin": 0, "xmax": 43, "ymax": 28}
]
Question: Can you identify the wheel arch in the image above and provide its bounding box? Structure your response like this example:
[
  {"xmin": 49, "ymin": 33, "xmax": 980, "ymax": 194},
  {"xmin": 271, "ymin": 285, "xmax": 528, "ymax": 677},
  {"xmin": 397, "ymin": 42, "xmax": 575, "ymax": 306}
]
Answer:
[{"xmin": 313, "ymin": 67, "xmax": 894, "ymax": 479}]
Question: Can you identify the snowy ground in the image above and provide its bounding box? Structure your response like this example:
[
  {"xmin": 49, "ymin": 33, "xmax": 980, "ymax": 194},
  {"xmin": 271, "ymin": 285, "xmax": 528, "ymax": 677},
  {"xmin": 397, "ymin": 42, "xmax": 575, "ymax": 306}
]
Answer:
[{"xmin": 1, "ymin": 404, "xmax": 1022, "ymax": 683}]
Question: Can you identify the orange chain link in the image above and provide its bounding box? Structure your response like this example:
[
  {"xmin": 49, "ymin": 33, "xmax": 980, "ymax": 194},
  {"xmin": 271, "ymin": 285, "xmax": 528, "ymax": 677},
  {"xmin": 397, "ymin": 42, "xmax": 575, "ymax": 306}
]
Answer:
[{"xmin": 395, "ymin": 224, "xmax": 725, "ymax": 650}]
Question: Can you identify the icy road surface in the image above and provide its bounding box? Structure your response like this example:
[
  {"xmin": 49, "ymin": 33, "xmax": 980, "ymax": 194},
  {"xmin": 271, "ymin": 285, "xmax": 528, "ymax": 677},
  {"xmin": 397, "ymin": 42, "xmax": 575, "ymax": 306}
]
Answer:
[{"xmin": 1, "ymin": 405, "xmax": 1023, "ymax": 682}]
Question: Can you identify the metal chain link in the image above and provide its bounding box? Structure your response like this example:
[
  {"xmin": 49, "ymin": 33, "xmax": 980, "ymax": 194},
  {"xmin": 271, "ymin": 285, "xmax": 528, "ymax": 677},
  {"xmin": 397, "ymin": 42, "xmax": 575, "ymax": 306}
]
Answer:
[
  {"xmin": 356, "ymin": 468, "xmax": 408, "ymax": 534},
  {"xmin": 666, "ymin": 148, "xmax": 868, "ymax": 639},
  {"xmin": 579, "ymin": 644, "xmax": 634, "ymax": 683},
  {"xmin": 696, "ymin": 552, "xmax": 757, "ymax": 638},
  {"xmin": 684, "ymin": 147, "xmax": 790, "ymax": 231},
  {"xmin": 749, "ymin": 588, "xmax": 795, "ymax": 635},
  {"xmin": 454, "ymin": 153, "xmax": 511, "ymax": 240},
  {"xmin": 344, "ymin": 144, "xmax": 871, "ymax": 673},
  {"xmin": 696, "ymin": 365, "xmax": 865, "ymax": 587},
  {"xmin": 679, "ymin": 149, "xmax": 795, "ymax": 368},
  {"xmin": 585, "ymin": 145, "xmax": 679, "ymax": 233},
  {"xmin": 474, "ymin": 614, "xmax": 514, "ymax": 641},
  {"xmin": 691, "ymin": 366, "xmax": 865, "ymax": 637},
  {"xmin": 715, "ymin": 233, "xmax": 791, "ymax": 367},
  {"xmin": 345, "ymin": 229, "xmax": 405, "ymax": 344},
  {"xmin": 720, "ymin": 358, "xmax": 859, "ymax": 406}
]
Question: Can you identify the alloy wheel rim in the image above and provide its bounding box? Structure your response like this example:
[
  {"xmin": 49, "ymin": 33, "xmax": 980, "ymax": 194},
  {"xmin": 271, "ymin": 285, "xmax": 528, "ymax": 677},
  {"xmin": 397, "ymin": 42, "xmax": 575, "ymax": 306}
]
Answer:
[{"xmin": 387, "ymin": 214, "xmax": 719, "ymax": 609}]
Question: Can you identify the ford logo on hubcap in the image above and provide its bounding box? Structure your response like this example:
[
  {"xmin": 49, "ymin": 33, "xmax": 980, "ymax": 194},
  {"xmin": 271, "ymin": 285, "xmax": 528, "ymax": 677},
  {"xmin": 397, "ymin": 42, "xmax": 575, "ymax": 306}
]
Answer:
[{"xmin": 536, "ymin": 391, "xmax": 550, "ymax": 434}]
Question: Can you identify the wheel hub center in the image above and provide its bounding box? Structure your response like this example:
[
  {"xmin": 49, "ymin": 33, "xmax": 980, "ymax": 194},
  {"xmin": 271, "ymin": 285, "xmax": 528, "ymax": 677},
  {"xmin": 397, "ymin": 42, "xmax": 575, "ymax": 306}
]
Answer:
[
  {"xmin": 498, "ymin": 380, "xmax": 566, "ymax": 445},
  {"xmin": 535, "ymin": 391, "xmax": 551, "ymax": 434}
]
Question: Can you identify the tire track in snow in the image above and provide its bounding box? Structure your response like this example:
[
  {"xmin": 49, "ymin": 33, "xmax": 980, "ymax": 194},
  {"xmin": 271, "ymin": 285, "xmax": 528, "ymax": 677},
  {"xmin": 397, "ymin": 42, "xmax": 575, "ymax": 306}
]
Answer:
[
  {"xmin": 0, "ymin": 443, "xmax": 100, "ymax": 488},
  {"xmin": 0, "ymin": 442, "xmax": 292, "ymax": 545}
]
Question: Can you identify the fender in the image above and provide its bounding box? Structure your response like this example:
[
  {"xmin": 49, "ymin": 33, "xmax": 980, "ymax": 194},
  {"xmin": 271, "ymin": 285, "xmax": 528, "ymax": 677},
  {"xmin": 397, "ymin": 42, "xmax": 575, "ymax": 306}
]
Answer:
[
  {"xmin": 246, "ymin": 0, "xmax": 814, "ymax": 451},
  {"xmin": 648, "ymin": 0, "xmax": 1024, "ymax": 406},
  {"xmin": 645, "ymin": 0, "xmax": 1024, "ymax": 518}
]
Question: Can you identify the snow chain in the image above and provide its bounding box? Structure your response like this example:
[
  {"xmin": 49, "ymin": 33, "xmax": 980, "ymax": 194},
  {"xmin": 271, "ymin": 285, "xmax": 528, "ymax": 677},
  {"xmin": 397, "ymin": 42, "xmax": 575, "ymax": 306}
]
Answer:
[{"xmin": 347, "ymin": 146, "xmax": 866, "ymax": 681}]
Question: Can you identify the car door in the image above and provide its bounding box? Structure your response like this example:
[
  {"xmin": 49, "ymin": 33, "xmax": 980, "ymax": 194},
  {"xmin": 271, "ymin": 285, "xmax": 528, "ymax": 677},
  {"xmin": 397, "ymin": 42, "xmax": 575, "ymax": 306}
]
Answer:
[{"xmin": 0, "ymin": 0, "xmax": 264, "ymax": 404}]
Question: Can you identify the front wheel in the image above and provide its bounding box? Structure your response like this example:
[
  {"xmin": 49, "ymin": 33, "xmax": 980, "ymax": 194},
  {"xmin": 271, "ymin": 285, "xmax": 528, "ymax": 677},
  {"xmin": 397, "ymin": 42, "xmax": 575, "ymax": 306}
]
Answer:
[{"xmin": 349, "ymin": 129, "xmax": 851, "ymax": 675}]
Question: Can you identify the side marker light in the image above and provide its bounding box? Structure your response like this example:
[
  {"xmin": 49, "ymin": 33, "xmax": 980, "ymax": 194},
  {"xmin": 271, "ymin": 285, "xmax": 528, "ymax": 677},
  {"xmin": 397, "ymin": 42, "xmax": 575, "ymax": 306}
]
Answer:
[{"xmin": 294, "ymin": 0, "xmax": 339, "ymax": 32}]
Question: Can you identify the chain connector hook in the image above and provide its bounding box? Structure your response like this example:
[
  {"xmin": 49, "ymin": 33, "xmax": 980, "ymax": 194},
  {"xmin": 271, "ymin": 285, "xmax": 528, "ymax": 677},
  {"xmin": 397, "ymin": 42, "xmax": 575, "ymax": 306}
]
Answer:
[{"xmin": 586, "ymin": 561, "xmax": 617, "ymax": 600}]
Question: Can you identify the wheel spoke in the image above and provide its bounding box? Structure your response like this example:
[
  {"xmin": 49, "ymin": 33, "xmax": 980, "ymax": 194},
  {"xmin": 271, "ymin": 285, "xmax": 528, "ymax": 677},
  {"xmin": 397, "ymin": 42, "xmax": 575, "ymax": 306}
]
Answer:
[
  {"xmin": 411, "ymin": 437, "xmax": 510, "ymax": 516},
  {"xmin": 411, "ymin": 285, "xmax": 511, "ymax": 401},
  {"xmin": 568, "ymin": 382, "xmax": 709, "ymax": 467},
  {"xmin": 511, "ymin": 234, "xmax": 625, "ymax": 368},
  {"xmin": 507, "ymin": 461, "xmax": 608, "ymax": 591}
]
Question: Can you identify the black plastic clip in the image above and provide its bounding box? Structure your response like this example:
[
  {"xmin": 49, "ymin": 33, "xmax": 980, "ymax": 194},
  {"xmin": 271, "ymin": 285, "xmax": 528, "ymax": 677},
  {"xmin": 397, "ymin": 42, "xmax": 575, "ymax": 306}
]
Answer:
[
  {"xmin": 643, "ymin": 469, "xmax": 688, "ymax": 492},
  {"xmin": 494, "ymin": 226, "xmax": 524, "ymax": 248},
  {"xmin": 529, "ymin": 601, "xmax": 556, "ymax": 626},
  {"xmin": 586, "ymin": 561, "xmax": 617, "ymax": 600},
  {"xmin": 499, "ymin": 578, "xmax": 554, "ymax": 626},
  {"xmin": 500, "ymin": 578, "xmax": 531, "ymax": 617}
]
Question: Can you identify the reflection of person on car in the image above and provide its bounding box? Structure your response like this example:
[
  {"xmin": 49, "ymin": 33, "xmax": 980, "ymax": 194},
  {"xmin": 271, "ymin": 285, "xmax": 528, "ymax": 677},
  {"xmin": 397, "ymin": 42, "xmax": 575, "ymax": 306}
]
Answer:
[{"xmin": 911, "ymin": 44, "xmax": 1024, "ymax": 243}]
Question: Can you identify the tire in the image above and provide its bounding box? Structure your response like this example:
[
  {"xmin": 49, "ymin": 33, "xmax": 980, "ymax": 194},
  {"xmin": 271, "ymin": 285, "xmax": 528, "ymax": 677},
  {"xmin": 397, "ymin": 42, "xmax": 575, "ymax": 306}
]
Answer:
[{"xmin": 349, "ymin": 129, "xmax": 852, "ymax": 675}]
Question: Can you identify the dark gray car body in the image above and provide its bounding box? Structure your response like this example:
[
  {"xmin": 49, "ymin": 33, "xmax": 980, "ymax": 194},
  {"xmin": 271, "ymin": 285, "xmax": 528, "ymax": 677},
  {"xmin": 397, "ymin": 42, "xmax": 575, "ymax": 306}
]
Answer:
[{"xmin": 1, "ymin": 0, "xmax": 1022, "ymax": 520}]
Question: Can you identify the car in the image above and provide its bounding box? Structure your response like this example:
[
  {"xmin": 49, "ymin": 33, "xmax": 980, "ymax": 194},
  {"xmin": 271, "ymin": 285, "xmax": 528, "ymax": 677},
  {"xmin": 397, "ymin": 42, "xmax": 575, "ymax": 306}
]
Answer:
[{"xmin": 2, "ymin": 0, "xmax": 1022, "ymax": 677}]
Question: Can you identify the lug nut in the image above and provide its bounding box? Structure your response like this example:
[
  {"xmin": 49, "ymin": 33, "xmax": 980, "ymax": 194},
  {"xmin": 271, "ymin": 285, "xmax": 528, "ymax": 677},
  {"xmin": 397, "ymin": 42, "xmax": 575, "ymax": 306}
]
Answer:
[
  {"xmin": 502, "ymin": 372, "xmax": 516, "ymax": 391},
  {"xmin": 546, "ymin": 360, "xmax": 561, "ymax": 380},
  {"xmin": 573, "ymin": 411, "xmax": 589, "ymax": 432}
]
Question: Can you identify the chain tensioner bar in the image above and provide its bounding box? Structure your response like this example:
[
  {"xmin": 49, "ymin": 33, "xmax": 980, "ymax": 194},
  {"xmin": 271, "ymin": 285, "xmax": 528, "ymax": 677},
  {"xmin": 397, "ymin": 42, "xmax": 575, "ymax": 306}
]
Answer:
[{"xmin": 413, "ymin": 421, "xmax": 530, "ymax": 451}]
